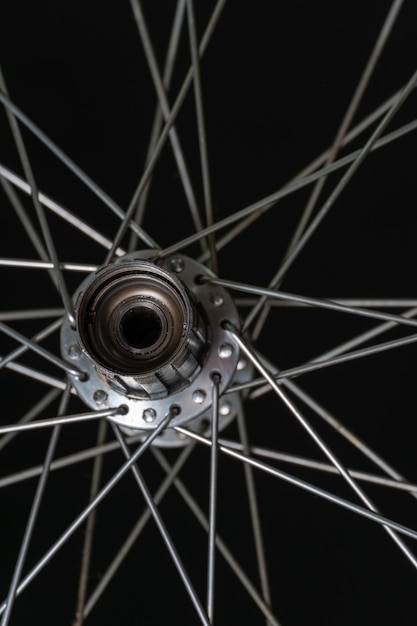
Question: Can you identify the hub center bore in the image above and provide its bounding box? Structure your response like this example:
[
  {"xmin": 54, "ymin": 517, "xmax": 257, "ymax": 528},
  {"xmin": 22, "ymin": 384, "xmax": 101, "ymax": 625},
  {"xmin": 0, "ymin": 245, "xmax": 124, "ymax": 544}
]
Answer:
[{"xmin": 120, "ymin": 307, "xmax": 162, "ymax": 349}]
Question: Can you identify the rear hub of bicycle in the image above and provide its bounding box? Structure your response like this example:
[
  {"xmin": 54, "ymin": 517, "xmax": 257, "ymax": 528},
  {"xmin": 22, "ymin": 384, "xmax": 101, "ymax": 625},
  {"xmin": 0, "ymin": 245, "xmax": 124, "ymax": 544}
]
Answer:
[{"xmin": 61, "ymin": 251, "xmax": 250, "ymax": 446}]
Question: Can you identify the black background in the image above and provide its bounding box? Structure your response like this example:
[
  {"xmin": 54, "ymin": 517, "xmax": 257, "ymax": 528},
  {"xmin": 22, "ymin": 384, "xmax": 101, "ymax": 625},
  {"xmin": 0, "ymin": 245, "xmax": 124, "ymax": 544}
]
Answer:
[{"xmin": 1, "ymin": 2, "xmax": 417, "ymax": 625}]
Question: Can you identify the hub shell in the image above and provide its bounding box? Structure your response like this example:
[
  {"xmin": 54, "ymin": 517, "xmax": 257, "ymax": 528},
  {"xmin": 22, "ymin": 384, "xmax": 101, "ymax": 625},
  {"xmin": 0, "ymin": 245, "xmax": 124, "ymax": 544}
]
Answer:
[{"xmin": 61, "ymin": 251, "xmax": 247, "ymax": 441}]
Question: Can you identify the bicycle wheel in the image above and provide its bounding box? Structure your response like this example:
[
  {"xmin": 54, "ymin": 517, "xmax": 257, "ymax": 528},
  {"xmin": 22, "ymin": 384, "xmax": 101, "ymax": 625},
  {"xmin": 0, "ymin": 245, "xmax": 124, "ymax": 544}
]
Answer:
[{"xmin": 1, "ymin": 1, "xmax": 417, "ymax": 624}]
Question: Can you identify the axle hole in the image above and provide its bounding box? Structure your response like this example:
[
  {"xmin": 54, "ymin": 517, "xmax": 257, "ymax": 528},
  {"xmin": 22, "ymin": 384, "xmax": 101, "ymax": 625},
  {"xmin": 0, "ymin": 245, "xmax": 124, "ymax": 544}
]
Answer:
[{"xmin": 120, "ymin": 307, "xmax": 162, "ymax": 349}]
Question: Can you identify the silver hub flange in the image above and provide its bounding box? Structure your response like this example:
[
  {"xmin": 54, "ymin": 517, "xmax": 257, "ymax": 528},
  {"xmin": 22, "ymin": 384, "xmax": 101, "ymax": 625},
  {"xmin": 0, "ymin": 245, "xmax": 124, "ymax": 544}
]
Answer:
[{"xmin": 61, "ymin": 251, "xmax": 248, "ymax": 445}]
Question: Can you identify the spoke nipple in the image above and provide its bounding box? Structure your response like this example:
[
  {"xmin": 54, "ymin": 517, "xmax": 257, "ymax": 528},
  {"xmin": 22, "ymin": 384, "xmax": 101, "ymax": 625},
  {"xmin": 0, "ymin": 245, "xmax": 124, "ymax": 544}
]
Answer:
[
  {"xmin": 170, "ymin": 257, "xmax": 184, "ymax": 273},
  {"xmin": 143, "ymin": 408, "xmax": 157, "ymax": 423},
  {"xmin": 93, "ymin": 389, "xmax": 108, "ymax": 405},
  {"xmin": 218, "ymin": 343, "xmax": 233, "ymax": 359},
  {"xmin": 192, "ymin": 389, "xmax": 206, "ymax": 404},
  {"xmin": 67, "ymin": 343, "xmax": 81, "ymax": 359}
]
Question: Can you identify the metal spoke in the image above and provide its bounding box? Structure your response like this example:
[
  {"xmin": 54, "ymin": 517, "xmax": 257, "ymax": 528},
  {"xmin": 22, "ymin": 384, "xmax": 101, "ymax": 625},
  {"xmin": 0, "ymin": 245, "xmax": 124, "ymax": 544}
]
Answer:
[
  {"xmin": 0, "ymin": 386, "xmax": 70, "ymax": 626},
  {"xmin": 112, "ymin": 425, "xmax": 210, "ymax": 626},
  {"xmin": 283, "ymin": 378, "xmax": 417, "ymax": 502},
  {"xmin": 231, "ymin": 333, "xmax": 417, "ymax": 396},
  {"xmin": 228, "ymin": 329, "xmax": 417, "ymax": 569},
  {"xmin": 236, "ymin": 402, "xmax": 272, "ymax": 626},
  {"xmin": 251, "ymin": 355, "xmax": 417, "ymax": 515},
  {"xmin": 0, "ymin": 258, "xmax": 97, "ymax": 272},
  {"xmin": 0, "ymin": 308, "xmax": 64, "ymax": 322},
  {"xmin": 0, "ymin": 67, "xmax": 75, "ymax": 326},
  {"xmin": 251, "ymin": 0, "xmax": 405, "ymax": 340},
  {"xmin": 288, "ymin": 0, "xmax": 403, "ymax": 255},
  {"xmin": 0, "ymin": 94, "xmax": 158, "ymax": 250},
  {"xmin": 218, "ymin": 441, "xmax": 417, "ymax": 494},
  {"xmin": 0, "ymin": 408, "xmax": 122, "ymax": 436},
  {"xmin": 206, "ymin": 277, "xmax": 417, "ymax": 330},
  {"xmin": 0, "ymin": 433, "xmax": 144, "ymax": 490},
  {"xmin": 0, "ymin": 413, "xmax": 173, "ymax": 616},
  {"xmin": 158, "ymin": 116, "xmax": 417, "ymax": 259},
  {"xmin": 187, "ymin": 0, "xmax": 217, "ymax": 271},
  {"xmin": 197, "ymin": 87, "xmax": 405, "ymax": 265},
  {"xmin": 0, "ymin": 387, "xmax": 60, "ymax": 453},
  {"xmin": 104, "ymin": 0, "xmax": 227, "ymax": 262},
  {"xmin": 84, "ymin": 441, "xmax": 281, "ymax": 625},
  {"xmin": 0, "ymin": 176, "xmax": 56, "ymax": 289},
  {"xmin": 128, "ymin": 0, "xmax": 185, "ymax": 247},
  {"xmin": 243, "ymin": 67, "xmax": 417, "ymax": 333},
  {"xmin": 4, "ymin": 361, "xmax": 68, "ymax": 392},
  {"xmin": 286, "ymin": 329, "xmax": 417, "ymax": 381},
  {"xmin": 247, "ymin": 306, "xmax": 417, "ymax": 397},
  {"xmin": 128, "ymin": 0, "xmax": 188, "ymax": 249},
  {"xmin": 207, "ymin": 374, "xmax": 220, "ymax": 621},
  {"xmin": 0, "ymin": 320, "xmax": 86, "ymax": 379},
  {"xmin": 129, "ymin": 0, "xmax": 206, "ymax": 252},
  {"xmin": 83, "ymin": 442, "xmax": 196, "ymax": 618},
  {"xmin": 0, "ymin": 318, "xmax": 62, "ymax": 373},
  {"xmin": 151, "ymin": 447, "xmax": 283, "ymax": 626},
  {"xmin": 175, "ymin": 426, "xmax": 417, "ymax": 542},
  {"xmin": 73, "ymin": 420, "xmax": 108, "ymax": 626},
  {"xmin": 0, "ymin": 163, "xmax": 126, "ymax": 255},
  {"xmin": 312, "ymin": 306, "xmax": 417, "ymax": 362},
  {"xmin": 234, "ymin": 298, "xmax": 417, "ymax": 309}
]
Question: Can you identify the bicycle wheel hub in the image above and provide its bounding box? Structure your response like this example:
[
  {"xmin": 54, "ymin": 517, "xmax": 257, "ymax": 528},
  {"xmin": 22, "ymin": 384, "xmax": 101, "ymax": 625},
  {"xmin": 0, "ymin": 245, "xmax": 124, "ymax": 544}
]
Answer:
[{"xmin": 61, "ymin": 251, "xmax": 250, "ymax": 445}]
